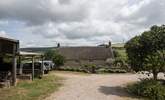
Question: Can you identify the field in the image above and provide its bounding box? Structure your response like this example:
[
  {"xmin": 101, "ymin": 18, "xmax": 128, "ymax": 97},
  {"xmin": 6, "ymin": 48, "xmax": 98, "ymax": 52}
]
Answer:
[
  {"xmin": 112, "ymin": 43, "xmax": 125, "ymax": 48},
  {"xmin": 112, "ymin": 43, "xmax": 127, "ymax": 60}
]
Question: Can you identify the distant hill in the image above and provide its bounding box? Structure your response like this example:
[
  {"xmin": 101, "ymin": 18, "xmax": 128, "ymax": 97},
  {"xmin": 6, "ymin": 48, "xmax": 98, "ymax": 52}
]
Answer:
[{"xmin": 20, "ymin": 47, "xmax": 56, "ymax": 53}]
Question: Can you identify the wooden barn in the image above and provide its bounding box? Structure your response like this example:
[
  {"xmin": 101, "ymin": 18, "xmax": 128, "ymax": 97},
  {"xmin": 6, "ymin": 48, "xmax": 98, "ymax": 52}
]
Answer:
[{"xmin": 0, "ymin": 37, "xmax": 19, "ymax": 86}]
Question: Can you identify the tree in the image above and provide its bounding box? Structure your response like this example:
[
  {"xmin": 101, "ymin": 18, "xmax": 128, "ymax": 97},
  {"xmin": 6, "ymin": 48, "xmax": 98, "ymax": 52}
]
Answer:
[
  {"xmin": 125, "ymin": 25, "xmax": 165, "ymax": 80},
  {"xmin": 52, "ymin": 54, "xmax": 65, "ymax": 66},
  {"xmin": 44, "ymin": 50, "xmax": 65, "ymax": 66},
  {"xmin": 44, "ymin": 50, "xmax": 55, "ymax": 60}
]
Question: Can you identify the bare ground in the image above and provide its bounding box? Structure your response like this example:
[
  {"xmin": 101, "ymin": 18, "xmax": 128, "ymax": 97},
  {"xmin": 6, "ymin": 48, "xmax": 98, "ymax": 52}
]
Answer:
[{"xmin": 45, "ymin": 71, "xmax": 145, "ymax": 100}]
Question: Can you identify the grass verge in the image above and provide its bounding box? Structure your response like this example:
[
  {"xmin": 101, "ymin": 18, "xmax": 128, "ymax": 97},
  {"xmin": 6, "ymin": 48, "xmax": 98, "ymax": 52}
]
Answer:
[{"xmin": 0, "ymin": 72, "xmax": 63, "ymax": 100}]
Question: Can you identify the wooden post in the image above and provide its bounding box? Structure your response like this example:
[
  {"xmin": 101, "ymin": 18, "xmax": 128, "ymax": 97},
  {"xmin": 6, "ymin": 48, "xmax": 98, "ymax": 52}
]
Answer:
[
  {"xmin": 32, "ymin": 56, "xmax": 34, "ymax": 81},
  {"xmin": 12, "ymin": 56, "xmax": 17, "ymax": 86},
  {"xmin": 18, "ymin": 56, "xmax": 22, "ymax": 75},
  {"xmin": 41, "ymin": 56, "xmax": 44, "ymax": 76},
  {"xmin": 12, "ymin": 44, "xmax": 17, "ymax": 86}
]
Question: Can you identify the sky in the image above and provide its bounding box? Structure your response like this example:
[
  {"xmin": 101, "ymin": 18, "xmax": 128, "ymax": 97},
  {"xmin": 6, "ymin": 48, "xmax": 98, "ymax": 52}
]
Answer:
[{"xmin": 0, "ymin": 0, "xmax": 165, "ymax": 47}]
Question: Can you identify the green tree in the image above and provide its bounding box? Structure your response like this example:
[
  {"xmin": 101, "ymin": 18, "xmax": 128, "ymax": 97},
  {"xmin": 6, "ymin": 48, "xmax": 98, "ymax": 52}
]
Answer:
[
  {"xmin": 44, "ymin": 50, "xmax": 55, "ymax": 60},
  {"xmin": 125, "ymin": 25, "xmax": 165, "ymax": 80},
  {"xmin": 52, "ymin": 54, "xmax": 65, "ymax": 66},
  {"xmin": 44, "ymin": 50, "xmax": 65, "ymax": 66}
]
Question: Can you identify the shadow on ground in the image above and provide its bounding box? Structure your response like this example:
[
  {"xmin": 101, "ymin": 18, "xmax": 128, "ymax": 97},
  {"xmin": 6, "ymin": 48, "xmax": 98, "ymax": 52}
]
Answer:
[{"xmin": 98, "ymin": 86, "xmax": 139, "ymax": 99}]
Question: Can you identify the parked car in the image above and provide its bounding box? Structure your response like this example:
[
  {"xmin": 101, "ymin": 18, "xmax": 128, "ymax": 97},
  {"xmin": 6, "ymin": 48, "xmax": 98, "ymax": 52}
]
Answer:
[
  {"xmin": 42, "ymin": 60, "xmax": 55, "ymax": 70},
  {"xmin": 20, "ymin": 61, "xmax": 49, "ymax": 75},
  {"xmin": 37, "ymin": 61, "xmax": 50, "ymax": 74}
]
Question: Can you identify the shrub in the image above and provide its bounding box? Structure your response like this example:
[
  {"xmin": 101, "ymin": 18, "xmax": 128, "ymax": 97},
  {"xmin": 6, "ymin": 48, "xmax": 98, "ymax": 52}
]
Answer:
[
  {"xmin": 113, "ymin": 57, "xmax": 130, "ymax": 71},
  {"xmin": 58, "ymin": 66, "xmax": 84, "ymax": 72},
  {"xmin": 53, "ymin": 54, "xmax": 65, "ymax": 66},
  {"xmin": 112, "ymin": 49, "xmax": 130, "ymax": 72},
  {"xmin": 44, "ymin": 50, "xmax": 65, "ymax": 67},
  {"xmin": 96, "ymin": 68, "xmax": 127, "ymax": 73},
  {"xmin": 83, "ymin": 64, "xmax": 97, "ymax": 73},
  {"xmin": 113, "ymin": 50, "xmax": 121, "ymax": 58},
  {"xmin": 58, "ymin": 65, "xmax": 127, "ymax": 74},
  {"xmin": 127, "ymin": 79, "xmax": 165, "ymax": 100}
]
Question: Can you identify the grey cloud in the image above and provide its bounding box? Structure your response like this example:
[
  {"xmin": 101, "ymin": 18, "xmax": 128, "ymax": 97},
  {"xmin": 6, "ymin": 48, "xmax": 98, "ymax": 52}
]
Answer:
[
  {"xmin": 0, "ymin": 0, "xmax": 89, "ymax": 25},
  {"xmin": 1, "ymin": 0, "xmax": 165, "ymax": 47},
  {"xmin": 133, "ymin": 0, "xmax": 165, "ymax": 26},
  {"xmin": 58, "ymin": 0, "xmax": 71, "ymax": 4},
  {"xmin": 118, "ymin": 0, "xmax": 165, "ymax": 28}
]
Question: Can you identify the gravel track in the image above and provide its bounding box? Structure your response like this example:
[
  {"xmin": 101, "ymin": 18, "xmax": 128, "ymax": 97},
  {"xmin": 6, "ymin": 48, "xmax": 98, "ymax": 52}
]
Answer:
[{"xmin": 45, "ymin": 72, "xmax": 143, "ymax": 100}]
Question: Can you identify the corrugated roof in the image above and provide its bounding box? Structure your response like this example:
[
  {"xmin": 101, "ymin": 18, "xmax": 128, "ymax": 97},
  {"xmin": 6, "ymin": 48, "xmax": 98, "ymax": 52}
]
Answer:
[
  {"xmin": 0, "ymin": 36, "xmax": 19, "ymax": 43},
  {"xmin": 0, "ymin": 36, "xmax": 19, "ymax": 54},
  {"xmin": 19, "ymin": 51, "xmax": 43, "ymax": 56}
]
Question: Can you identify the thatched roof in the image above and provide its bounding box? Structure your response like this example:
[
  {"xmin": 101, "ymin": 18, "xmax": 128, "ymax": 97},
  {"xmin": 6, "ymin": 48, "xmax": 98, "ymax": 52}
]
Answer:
[{"xmin": 56, "ymin": 46, "xmax": 113, "ymax": 60}]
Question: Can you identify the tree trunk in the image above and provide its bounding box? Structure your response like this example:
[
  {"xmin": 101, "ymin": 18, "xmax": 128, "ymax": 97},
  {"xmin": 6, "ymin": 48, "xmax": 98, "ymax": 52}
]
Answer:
[{"xmin": 153, "ymin": 70, "xmax": 158, "ymax": 80}]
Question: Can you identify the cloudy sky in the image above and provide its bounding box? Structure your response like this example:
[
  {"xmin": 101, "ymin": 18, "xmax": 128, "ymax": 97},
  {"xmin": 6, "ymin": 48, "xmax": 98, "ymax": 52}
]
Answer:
[{"xmin": 0, "ymin": 0, "xmax": 165, "ymax": 47}]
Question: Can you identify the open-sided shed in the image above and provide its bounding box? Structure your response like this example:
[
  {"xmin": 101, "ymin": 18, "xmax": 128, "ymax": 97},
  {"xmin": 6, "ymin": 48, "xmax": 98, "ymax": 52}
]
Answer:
[
  {"xmin": 18, "ymin": 51, "xmax": 44, "ymax": 80},
  {"xmin": 0, "ymin": 36, "xmax": 19, "ymax": 86}
]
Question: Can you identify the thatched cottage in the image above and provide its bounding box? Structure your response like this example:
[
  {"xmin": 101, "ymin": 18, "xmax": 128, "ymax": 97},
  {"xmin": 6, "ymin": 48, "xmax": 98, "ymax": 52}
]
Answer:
[
  {"xmin": 20, "ymin": 42, "xmax": 114, "ymax": 67},
  {"xmin": 56, "ymin": 45, "xmax": 114, "ymax": 67}
]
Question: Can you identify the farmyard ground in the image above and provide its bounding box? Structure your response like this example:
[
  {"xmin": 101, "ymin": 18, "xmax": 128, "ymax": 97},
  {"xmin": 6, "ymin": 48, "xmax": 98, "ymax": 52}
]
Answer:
[{"xmin": 45, "ymin": 71, "xmax": 145, "ymax": 100}]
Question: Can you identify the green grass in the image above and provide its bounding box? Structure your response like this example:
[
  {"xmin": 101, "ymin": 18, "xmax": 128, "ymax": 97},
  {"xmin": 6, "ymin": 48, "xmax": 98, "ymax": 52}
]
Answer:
[
  {"xmin": 112, "ymin": 43, "xmax": 127, "ymax": 58},
  {"xmin": 0, "ymin": 72, "xmax": 63, "ymax": 100},
  {"xmin": 112, "ymin": 43, "xmax": 125, "ymax": 48},
  {"xmin": 116, "ymin": 49, "xmax": 127, "ymax": 58},
  {"xmin": 113, "ymin": 48, "xmax": 127, "ymax": 60}
]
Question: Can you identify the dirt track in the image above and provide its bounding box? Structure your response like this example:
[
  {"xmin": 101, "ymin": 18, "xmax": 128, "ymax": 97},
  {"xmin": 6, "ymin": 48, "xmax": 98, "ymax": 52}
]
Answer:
[{"xmin": 45, "ymin": 72, "xmax": 143, "ymax": 100}]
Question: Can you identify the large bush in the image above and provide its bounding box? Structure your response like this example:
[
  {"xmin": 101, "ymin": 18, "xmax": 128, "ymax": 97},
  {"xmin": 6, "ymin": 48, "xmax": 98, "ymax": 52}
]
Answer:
[
  {"xmin": 125, "ymin": 25, "xmax": 165, "ymax": 80},
  {"xmin": 82, "ymin": 64, "xmax": 97, "ymax": 73},
  {"xmin": 113, "ymin": 57, "xmax": 129, "ymax": 69},
  {"xmin": 44, "ymin": 50, "xmax": 65, "ymax": 66},
  {"xmin": 112, "ymin": 48, "xmax": 130, "ymax": 71},
  {"xmin": 127, "ymin": 79, "xmax": 165, "ymax": 100}
]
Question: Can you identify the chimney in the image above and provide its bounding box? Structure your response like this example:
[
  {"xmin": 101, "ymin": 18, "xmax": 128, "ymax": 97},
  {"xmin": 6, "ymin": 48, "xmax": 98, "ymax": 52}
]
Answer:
[
  {"xmin": 105, "ymin": 41, "xmax": 111, "ymax": 48},
  {"xmin": 108, "ymin": 41, "xmax": 111, "ymax": 47},
  {"xmin": 57, "ymin": 43, "xmax": 60, "ymax": 48}
]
